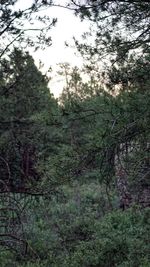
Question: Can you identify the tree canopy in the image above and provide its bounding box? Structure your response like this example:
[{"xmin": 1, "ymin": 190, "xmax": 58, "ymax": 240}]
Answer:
[
  {"xmin": 0, "ymin": 0, "xmax": 58, "ymax": 58},
  {"xmin": 70, "ymin": 0, "xmax": 150, "ymax": 61},
  {"xmin": 0, "ymin": 48, "xmax": 58, "ymax": 193}
]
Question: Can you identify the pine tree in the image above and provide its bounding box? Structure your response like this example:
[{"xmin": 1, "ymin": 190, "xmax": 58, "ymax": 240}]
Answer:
[{"xmin": 0, "ymin": 49, "xmax": 58, "ymax": 192}]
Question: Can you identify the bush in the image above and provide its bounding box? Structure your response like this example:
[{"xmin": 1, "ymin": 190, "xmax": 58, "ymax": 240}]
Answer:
[{"xmin": 1, "ymin": 183, "xmax": 149, "ymax": 267}]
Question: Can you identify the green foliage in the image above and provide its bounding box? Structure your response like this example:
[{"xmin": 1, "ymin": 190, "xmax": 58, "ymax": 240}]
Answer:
[
  {"xmin": 0, "ymin": 2, "xmax": 150, "ymax": 265},
  {"xmin": 71, "ymin": 0, "xmax": 150, "ymax": 61},
  {"xmin": 1, "ymin": 188, "xmax": 149, "ymax": 267},
  {"xmin": 0, "ymin": 0, "xmax": 57, "ymax": 58},
  {"xmin": 0, "ymin": 48, "xmax": 58, "ymax": 191},
  {"xmin": 0, "ymin": 48, "xmax": 149, "ymax": 265}
]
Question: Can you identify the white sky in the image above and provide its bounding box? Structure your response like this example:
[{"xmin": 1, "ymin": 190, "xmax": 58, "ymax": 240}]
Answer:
[
  {"xmin": 33, "ymin": 6, "xmax": 90, "ymax": 97},
  {"xmin": 14, "ymin": 1, "xmax": 90, "ymax": 98},
  {"xmin": 15, "ymin": 0, "xmax": 89, "ymax": 97}
]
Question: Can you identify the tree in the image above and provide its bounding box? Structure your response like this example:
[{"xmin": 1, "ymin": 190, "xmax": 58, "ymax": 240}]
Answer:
[
  {"xmin": 0, "ymin": 48, "xmax": 58, "ymax": 193},
  {"xmin": 70, "ymin": 0, "xmax": 150, "ymax": 62},
  {"xmin": 64, "ymin": 0, "xmax": 150, "ymax": 209},
  {"xmin": 56, "ymin": 49, "xmax": 150, "ymax": 209},
  {"xmin": 0, "ymin": 0, "xmax": 60, "ymax": 58},
  {"xmin": 57, "ymin": 65, "xmax": 116, "ymax": 198}
]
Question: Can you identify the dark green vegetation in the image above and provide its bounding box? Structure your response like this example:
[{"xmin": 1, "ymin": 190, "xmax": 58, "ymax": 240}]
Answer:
[{"xmin": 0, "ymin": 1, "xmax": 150, "ymax": 266}]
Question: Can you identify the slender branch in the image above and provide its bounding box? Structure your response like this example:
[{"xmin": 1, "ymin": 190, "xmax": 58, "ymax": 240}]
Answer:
[
  {"xmin": 0, "ymin": 32, "xmax": 22, "ymax": 58},
  {"xmin": 0, "ymin": 17, "xmax": 17, "ymax": 37}
]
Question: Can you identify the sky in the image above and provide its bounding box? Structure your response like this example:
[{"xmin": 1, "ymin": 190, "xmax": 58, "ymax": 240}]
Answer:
[
  {"xmin": 33, "ymin": 6, "xmax": 90, "ymax": 97},
  {"xmin": 15, "ymin": 0, "xmax": 90, "ymax": 98}
]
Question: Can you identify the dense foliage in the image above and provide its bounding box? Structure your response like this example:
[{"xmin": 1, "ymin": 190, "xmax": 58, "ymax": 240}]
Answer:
[
  {"xmin": 0, "ymin": 1, "xmax": 150, "ymax": 266},
  {"xmin": 0, "ymin": 48, "xmax": 58, "ymax": 192},
  {"xmin": 0, "ymin": 189, "xmax": 150, "ymax": 267}
]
